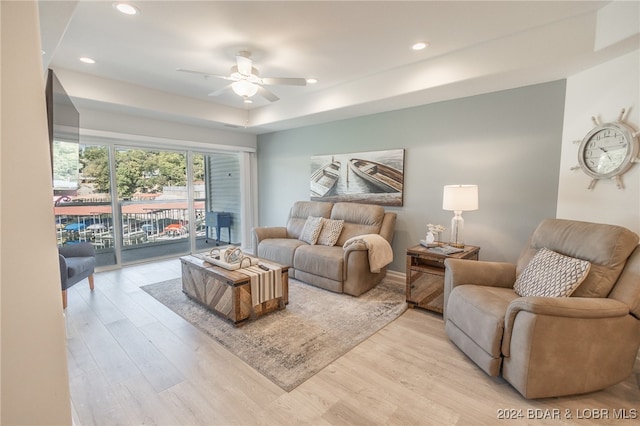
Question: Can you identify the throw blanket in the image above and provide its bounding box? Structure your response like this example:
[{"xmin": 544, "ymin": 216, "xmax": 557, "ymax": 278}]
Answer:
[
  {"xmin": 242, "ymin": 265, "xmax": 283, "ymax": 306},
  {"xmin": 343, "ymin": 234, "xmax": 393, "ymax": 273}
]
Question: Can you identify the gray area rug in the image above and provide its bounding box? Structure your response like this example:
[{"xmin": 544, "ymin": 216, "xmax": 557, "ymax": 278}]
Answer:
[{"xmin": 142, "ymin": 277, "xmax": 407, "ymax": 391}]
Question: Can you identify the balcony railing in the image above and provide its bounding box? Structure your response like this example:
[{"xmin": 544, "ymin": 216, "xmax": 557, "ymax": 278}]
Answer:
[{"xmin": 54, "ymin": 198, "xmax": 210, "ymax": 265}]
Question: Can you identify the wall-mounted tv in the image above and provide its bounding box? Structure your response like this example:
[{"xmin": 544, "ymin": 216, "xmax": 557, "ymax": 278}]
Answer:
[{"xmin": 45, "ymin": 69, "xmax": 80, "ymax": 192}]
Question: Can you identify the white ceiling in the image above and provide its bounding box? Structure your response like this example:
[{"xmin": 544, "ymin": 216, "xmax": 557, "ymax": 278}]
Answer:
[{"xmin": 39, "ymin": 1, "xmax": 639, "ymax": 134}]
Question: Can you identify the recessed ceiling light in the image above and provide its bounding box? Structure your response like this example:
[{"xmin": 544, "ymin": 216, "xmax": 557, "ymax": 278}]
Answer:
[
  {"xmin": 243, "ymin": 98, "xmax": 253, "ymax": 104},
  {"xmin": 412, "ymin": 41, "xmax": 429, "ymax": 51},
  {"xmin": 114, "ymin": 2, "xmax": 139, "ymax": 15},
  {"xmin": 306, "ymin": 78, "xmax": 318, "ymax": 84},
  {"xmin": 79, "ymin": 57, "xmax": 95, "ymax": 64}
]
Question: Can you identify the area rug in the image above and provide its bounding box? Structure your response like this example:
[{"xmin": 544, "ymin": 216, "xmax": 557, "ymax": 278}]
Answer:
[{"xmin": 141, "ymin": 277, "xmax": 407, "ymax": 391}]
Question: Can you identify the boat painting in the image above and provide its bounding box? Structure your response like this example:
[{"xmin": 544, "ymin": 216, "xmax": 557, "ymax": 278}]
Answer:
[
  {"xmin": 348, "ymin": 158, "xmax": 403, "ymax": 193},
  {"xmin": 310, "ymin": 149, "xmax": 404, "ymax": 206},
  {"xmin": 310, "ymin": 160, "xmax": 341, "ymax": 197}
]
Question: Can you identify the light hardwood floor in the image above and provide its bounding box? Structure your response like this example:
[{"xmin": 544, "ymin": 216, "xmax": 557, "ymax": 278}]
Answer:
[{"xmin": 65, "ymin": 258, "xmax": 640, "ymax": 425}]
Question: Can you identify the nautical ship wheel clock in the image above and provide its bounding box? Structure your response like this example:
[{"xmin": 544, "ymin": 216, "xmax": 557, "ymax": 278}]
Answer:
[{"xmin": 572, "ymin": 108, "xmax": 640, "ymax": 189}]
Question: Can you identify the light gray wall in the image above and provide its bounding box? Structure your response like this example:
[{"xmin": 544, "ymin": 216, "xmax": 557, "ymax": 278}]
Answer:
[
  {"xmin": 257, "ymin": 81, "xmax": 566, "ymax": 272},
  {"xmin": 558, "ymin": 51, "xmax": 640, "ymax": 233}
]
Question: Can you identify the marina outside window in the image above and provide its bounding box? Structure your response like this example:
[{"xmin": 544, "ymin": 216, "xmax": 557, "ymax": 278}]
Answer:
[{"xmin": 53, "ymin": 142, "xmax": 246, "ymax": 268}]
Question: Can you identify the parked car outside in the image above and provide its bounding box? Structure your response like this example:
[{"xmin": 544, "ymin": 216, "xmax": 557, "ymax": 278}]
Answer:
[{"xmin": 141, "ymin": 223, "xmax": 159, "ymax": 234}]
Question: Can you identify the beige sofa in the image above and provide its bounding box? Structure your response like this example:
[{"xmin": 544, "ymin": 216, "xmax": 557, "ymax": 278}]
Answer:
[
  {"xmin": 443, "ymin": 219, "xmax": 640, "ymax": 398},
  {"xmin": 252, "ymin": 201, "xmax": 397, "ymax": 296}
]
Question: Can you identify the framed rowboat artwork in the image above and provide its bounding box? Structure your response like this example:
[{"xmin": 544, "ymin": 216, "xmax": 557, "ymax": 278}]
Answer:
[{"xmin": 310, "ymin": 149, "xmax": 405, "ymax": 206}]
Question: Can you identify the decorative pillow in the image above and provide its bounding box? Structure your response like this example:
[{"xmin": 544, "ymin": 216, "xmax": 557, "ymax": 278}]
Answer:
[
  {"xmin": 299, "ymin": 216, "xmax": 323, "ymax": 245},
  {"xmin": 514, "ymin": 247, "xmax": 591, "ymax": 297},
  {"xmin": 316, "ymin": 218, "xmax": 344, "ymax": 246}
]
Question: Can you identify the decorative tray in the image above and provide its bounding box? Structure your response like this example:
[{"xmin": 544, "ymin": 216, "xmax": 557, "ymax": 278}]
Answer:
[{"xmin": 201, "ymin": 248, "xmax": 259, "ymax": 270}]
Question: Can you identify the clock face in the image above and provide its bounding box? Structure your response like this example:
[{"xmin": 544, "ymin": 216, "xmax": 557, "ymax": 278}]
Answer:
[
  {"xmin": 578, "ymin": 122, "xmax": 636, "ymax": 179},
  {"xmin": 582, "ymin": 128, "xmax": 628, "ymax": 173}
]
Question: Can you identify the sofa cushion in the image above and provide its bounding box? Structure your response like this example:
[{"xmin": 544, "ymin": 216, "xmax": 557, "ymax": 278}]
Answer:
[
  {"xmin": 258, "ymin": 238, "xmax": 307, "ymax": 268},
  {"xmin": 299, "ymin": 216, "xmax": 324, "ymax": 245},
  {"xmin": 317, "ymin": 218, "xmax": 344, "ymax": 246},
  {"xmin": 331, "ymin": 202, "xmax": 385, "ymax": 246},
  {"xmin": 447, "ymin": 285, "xmax": 518, "ymax": 357},
  {"xmin": 514, "ymin": 248, "xmax": 591, "ymax": 297},
  {"xmin": 286, "ymin": 201, "xmax": 333, "ymax": 239},
  {"xmin": 293, "ymin": 244, "xmax": 344, "ymax": 282}
]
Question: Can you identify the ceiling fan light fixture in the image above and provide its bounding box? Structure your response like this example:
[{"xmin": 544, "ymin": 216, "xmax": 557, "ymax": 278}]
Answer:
[
  {"xmin": 231, "ymin": 80, "xmax": 258, "ymax": 98},
  {"xmin": 177, "ymin": 50, "xmax": 304, "ymax": 103}
]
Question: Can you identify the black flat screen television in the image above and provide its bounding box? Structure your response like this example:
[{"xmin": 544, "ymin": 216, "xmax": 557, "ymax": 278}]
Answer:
[{"xmin": 45, "ymin": 69, "xmax": 80, "ymax": 192}]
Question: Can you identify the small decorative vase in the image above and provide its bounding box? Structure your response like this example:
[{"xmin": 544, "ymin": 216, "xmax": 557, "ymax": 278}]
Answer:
[{"xmin": 425, "ymin": 232, "xmax": 436, "ymax": 244}]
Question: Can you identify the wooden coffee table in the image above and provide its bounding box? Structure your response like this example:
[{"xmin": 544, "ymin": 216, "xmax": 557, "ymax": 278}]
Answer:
[{"xmin": 180, "ymin": 254, "xmax": 289, "ymax": 326}]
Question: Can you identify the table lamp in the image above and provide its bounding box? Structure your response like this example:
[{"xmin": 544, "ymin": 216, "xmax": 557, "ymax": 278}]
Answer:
[{"xmin": 442, "ymin": 184, "xmax": 478, "ymax": 248}]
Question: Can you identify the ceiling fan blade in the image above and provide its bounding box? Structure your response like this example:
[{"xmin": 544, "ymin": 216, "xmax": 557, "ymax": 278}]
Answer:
[
  {"xmin": 236, "ymin": 52, "xmax": 253, "ymax": 76},
  {"xmin": 176, "ymin": 68, "xmax": 230, "ymax": 80},
  {"xmin": 261, "ymin": 77, "xmax": 307, "ymax": 86},
  {"xmin": 257, "ymin": 86, "xmax": 280, "ymax": 102},
  {"xmin": 208, "ymin": 84, "xmax": 232, "ymax": 97}
]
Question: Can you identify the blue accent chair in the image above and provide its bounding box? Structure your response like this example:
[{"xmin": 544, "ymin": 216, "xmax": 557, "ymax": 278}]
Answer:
[{"xmin": 59, "ymin": 242, "xmax": 96, "ymax": 309}]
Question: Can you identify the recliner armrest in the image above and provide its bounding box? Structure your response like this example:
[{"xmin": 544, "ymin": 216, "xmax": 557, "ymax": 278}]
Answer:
[
  {"xmin": 251, "ymin": 226, "xmax": 287, "ymax": 247},
  {"xmin": 502, "ymin": 297, "xmax": 630, "ymax": 356},
  {"xmin": 443, "ymin": 259, "xmax": 516, "ymax": 320},
  {"xmin": 445, "ymin": 259, "xmax": 516, "ymax": 289},
  {"xmin": 342, "ymin": 240, "xmax": 367, "ymax": 252}
]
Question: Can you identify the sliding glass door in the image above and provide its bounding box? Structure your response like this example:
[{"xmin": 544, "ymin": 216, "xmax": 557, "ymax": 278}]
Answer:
[
  {"xmin": 196, "ymin": 151, "xmax": 242, "ymax": 250},
  {"xmin": 54, "ymin": 143, "xmax": 116, "ymax": 267},
  {"xmin": 53, "ymin": 136, "xmax": 253, "ymax": 267},
  {"xmin": 115, "ymin": 147, "xmax": 191, "ymax": 263}
]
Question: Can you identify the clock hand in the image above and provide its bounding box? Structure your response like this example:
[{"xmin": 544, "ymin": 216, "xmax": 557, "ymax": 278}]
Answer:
[{"xmin": 600, "ymin": 147, "xmax": 612, "ymax": 161}]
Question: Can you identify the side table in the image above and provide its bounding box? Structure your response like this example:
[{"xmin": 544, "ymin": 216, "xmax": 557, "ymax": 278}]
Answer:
[{"xmin": 406, "ymin": 244, "xmax": 480, "ymax": 314}]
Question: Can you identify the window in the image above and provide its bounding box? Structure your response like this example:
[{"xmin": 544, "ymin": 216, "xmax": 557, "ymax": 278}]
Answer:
[
  {"xmin": 54, "ymin": 144, "xmax": 115, "ymax": 267},
  {"xmin": 52, "ymin": 137, "xmax": 254, "ymax": 268},
  {"xmin": 115, "ymin": 147, "xmax": 190, "ymax": 263},
  {"xmin": 198, "ymin": 152, "xmax": 242, "ymax": 248}
]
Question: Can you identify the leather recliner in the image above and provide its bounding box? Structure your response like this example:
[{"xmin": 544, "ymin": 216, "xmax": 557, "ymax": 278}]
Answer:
[{"xmin": 443, "ymin": 219, "xmax": 640, "ymax": 398}]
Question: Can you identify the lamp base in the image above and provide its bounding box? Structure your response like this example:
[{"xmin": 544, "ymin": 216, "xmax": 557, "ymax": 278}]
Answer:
[{"xmin": 449, "ymin": 210, "xmax": 465, "ymax": 249}]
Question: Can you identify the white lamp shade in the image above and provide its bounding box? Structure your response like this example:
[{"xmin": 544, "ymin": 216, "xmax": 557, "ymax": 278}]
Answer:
[
  {"xmin": 442, "ymin": 185, "xmax": 479, "ymax": 211},
  {"xmin": 231, "ymin": 80, "xmax": 258, "ymax": 98}
]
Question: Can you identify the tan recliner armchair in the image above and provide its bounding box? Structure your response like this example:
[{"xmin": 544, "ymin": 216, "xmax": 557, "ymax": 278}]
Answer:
[{"xmin": 443, "ymin": 219, "xmax": 640, "ymax": 399}]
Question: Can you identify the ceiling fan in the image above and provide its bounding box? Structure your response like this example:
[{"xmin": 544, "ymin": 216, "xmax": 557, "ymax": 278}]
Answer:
[{"xmin": 177, "ymin": 51, "xmax": 307, "ymax": 103}]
